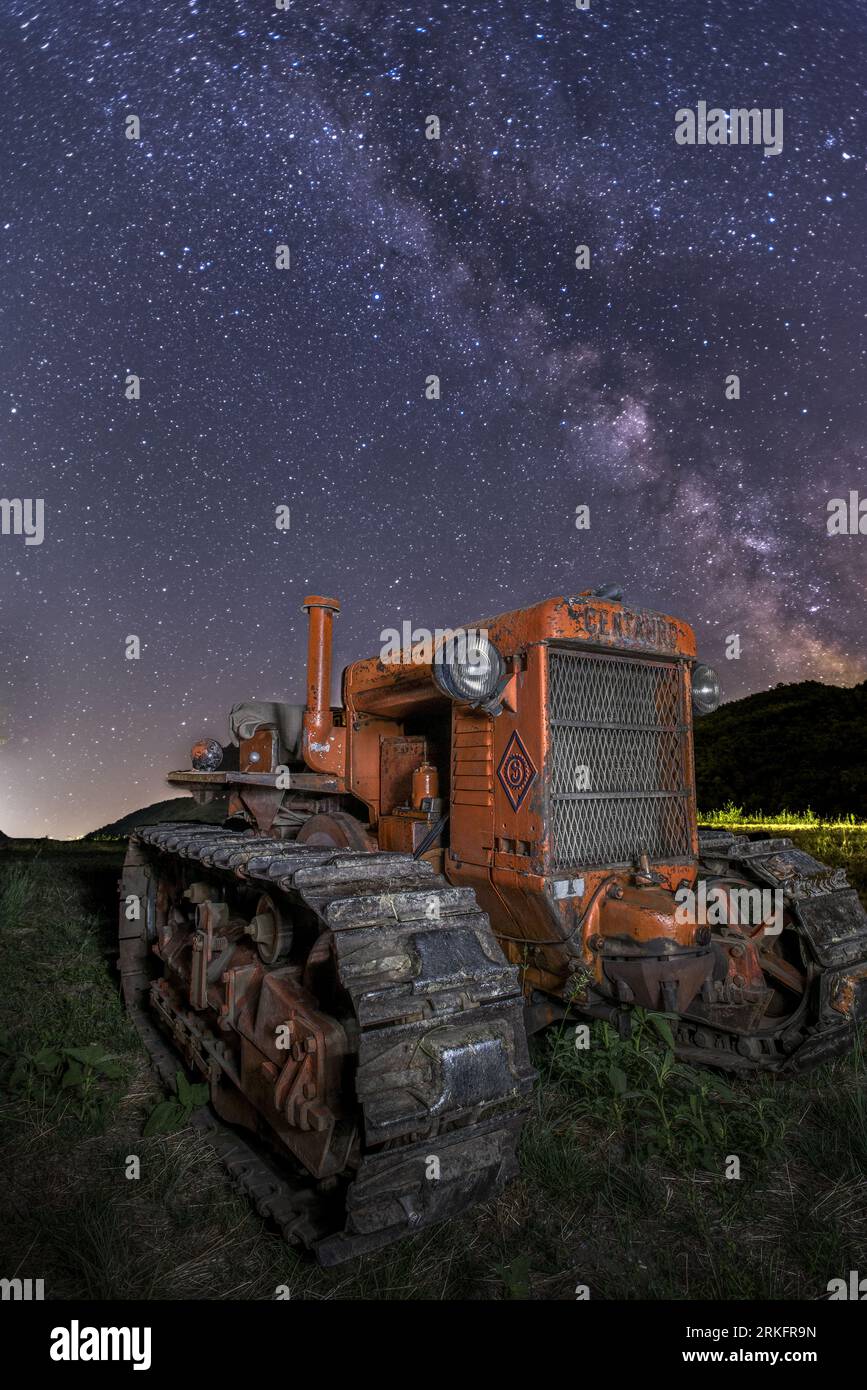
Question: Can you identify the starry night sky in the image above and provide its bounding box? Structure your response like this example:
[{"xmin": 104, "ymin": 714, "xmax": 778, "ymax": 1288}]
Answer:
[{"xmin": 1, "ymin": 0, "xmax": 866, "ymax": 838}]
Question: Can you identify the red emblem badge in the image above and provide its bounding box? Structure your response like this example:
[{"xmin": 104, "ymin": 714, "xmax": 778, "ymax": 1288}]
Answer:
[{"xmin": 497, "ymin": 732, "xmax": 537, "ymax": 812}]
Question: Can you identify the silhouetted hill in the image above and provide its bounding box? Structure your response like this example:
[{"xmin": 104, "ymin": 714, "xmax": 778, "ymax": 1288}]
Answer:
[
  {"xmin": 86, "ymin": 797, "xmax": 227, "ymax": 839},
  {"xmin": 694, "ymin": 680, "xmax": 867, "ymax": 818}
]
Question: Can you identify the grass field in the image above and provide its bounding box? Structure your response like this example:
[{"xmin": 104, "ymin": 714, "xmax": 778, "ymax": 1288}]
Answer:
[
  {"xmin": 698, "ymin": 806, "xmax": 867, "ymax": 899},
  {"xmin": 1, "ymin": 830, "xmax": 866, "ymax": 1301}
]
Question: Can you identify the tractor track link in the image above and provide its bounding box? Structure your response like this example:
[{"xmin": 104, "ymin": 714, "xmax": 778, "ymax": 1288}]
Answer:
[{"xmin": 120, "ymin": 824, "xmax": 535, "ymax": 1266}]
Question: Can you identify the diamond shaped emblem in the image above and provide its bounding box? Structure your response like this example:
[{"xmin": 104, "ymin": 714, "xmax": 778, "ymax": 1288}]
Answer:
[{"xmin": 497, "ymin": 731, "xmax": 537, "ymax": 812}]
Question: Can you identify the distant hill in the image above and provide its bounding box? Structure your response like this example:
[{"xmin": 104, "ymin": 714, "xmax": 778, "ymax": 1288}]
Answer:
[
  {"xmin": 86, "ymin": 797, "xmax": 227, "ymax": 840},
  {"xmin": 694, "ymin": 680, "xmax": 867, "ymax": 818}
]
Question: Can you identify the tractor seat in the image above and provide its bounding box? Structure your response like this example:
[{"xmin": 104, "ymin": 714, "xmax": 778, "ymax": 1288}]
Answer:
[{"xmin": 229, "ymin": 701, "xmax": 305, "ymax": 766}]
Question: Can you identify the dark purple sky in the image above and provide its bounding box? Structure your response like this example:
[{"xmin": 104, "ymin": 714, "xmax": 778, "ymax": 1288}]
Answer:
[{"xmin": 1, "ymin": 0, "xmax": 865, "ymax": 837}]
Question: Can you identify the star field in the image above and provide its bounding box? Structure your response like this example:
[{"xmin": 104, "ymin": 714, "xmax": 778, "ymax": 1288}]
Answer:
[{"xmin": 1, "ymin": 0, "xmax": 866, "ymax": 836}]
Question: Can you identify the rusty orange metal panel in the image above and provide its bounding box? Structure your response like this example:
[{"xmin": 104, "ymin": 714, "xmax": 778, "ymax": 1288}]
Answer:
[
  {"xmin": 449, "ymin": 708, "xmax": 494, "ymax": 865},
  {"xmin": 379, "ymin": 735, "xmax": 427, "ymax": 816},
  {"xmin": 240, "ymin": 727, "xmax": 278, "ymax": 774}
]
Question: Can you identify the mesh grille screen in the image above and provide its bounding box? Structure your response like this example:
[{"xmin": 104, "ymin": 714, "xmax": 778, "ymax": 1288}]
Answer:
[{"xmin": 548, "ymin": 648, "xmax": 692, "ymax": 868}]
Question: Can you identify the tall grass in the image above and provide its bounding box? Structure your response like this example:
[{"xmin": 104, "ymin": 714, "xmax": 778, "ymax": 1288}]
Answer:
[{"xmin": 699, "ymin": 802, "xmax": 865, "ymax": 830}]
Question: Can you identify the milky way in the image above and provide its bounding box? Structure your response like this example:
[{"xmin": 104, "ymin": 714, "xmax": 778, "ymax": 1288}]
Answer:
[{"xmin": 1, "ymin": 0, "xmax": 865, "ymax": 837}]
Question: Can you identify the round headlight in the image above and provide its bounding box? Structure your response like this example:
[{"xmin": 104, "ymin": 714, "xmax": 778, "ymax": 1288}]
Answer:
[
  {"xmin": 432, "ymin": 630, "xmax": 505, "ymax": 704},
  {"xmin": 691, "ymin": 663, "xmax": 721, "ymax": 716},
  {"xmin": 191, "ymin": 738, "xmax": 223, "ymax": 771}
]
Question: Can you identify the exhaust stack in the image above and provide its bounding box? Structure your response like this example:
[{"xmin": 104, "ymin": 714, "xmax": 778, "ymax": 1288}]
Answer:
[{"xmin": 302, "ymin": 595, "xmax": 340, "ymax": 751}]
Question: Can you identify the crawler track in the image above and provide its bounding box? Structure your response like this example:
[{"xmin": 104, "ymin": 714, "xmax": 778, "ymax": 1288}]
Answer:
[
  {"xmin": 120, "ymin": 824, "xmax": 535, "ymax": 1265},
  {"xmin": 669, "ymin": 831, "xmax": 867, "ymax": 1075}
]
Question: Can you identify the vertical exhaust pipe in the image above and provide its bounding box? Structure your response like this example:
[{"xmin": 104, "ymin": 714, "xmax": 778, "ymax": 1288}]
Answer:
[{"xmin": 302, "ymin": 595, "xmax": 341, "ymax": 752}]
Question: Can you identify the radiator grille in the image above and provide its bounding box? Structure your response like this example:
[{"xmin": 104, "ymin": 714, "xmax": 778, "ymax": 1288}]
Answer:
[{"xmin": 547, "ymin": 648, "xmax": 692, "ymax": 868}]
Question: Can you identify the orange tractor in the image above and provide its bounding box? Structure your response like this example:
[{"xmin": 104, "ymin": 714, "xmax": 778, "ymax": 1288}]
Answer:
[{"xmin": 120, "ymin": 588, "xmax": 867, "ymax": 1262}]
